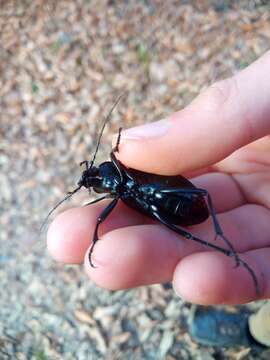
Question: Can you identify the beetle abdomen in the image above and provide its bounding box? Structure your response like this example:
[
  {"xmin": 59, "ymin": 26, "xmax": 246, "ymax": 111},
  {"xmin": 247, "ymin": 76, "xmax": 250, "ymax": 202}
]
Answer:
[{"xmin": 159, "ymin": 194, "xmax": 209, "ymax": 226}]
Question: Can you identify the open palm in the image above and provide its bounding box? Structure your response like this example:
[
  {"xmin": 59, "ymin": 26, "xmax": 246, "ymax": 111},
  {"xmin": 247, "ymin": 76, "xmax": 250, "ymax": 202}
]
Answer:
[{"xmin": 47, "ymin": 51, "xmax": 270, "ymax": 305}]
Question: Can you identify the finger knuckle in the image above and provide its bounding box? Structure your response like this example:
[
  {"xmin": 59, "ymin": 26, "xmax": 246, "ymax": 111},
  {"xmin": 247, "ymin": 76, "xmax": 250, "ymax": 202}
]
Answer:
[{"xmin": 201, "ymin": 78, "xmax": 238, "ymax": 113}]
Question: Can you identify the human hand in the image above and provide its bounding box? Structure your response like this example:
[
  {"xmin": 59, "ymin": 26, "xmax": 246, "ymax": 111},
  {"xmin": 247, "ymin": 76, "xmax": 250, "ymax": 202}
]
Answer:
[{"xmin": 47, "ymin": 50, "xmax": 270, "ymax": 305}]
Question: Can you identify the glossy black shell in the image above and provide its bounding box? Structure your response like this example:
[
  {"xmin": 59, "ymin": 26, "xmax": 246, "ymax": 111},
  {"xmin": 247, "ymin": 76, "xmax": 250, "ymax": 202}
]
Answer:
[
  {"xmin": 122, "ymin": 166, "xmax": 209, "ymax": 226},
  {"xmin": 93, "ymin": 161, "xmax": 209, "ymax": 227}
]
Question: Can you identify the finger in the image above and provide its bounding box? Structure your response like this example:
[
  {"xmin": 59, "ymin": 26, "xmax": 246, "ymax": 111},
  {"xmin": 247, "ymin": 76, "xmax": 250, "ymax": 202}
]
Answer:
[
  {"xmin": 116, "ymin": 50, "xmax": 270, "ymax": 175},
  {"xmin": 182, "ymin": 165, "xmax": 215, "ymax": 179},
  {"xmin": 172, "ymin": 249, "xmax": 268, "ymax": 305},
  {"xmin": 84, "ymin": 203, "xmax": 270, "ymax": 291},
  {"xmin": 84, "ymin": 224, "xmax": 184, "ymax": 289},
  {"xmin": 47, "ymin": 200, "xmax": 148, "ymax": 264},
  {"xmin": 191, "ymin": 172, "xmax": 245, "ymax": 212},
  {"xmin": 190, "ymin": 204, "xmax": 270, "ymax": 253},
  {"xmin": 215, "ymin": 136, "xmax": 270, "ymax": 174}
]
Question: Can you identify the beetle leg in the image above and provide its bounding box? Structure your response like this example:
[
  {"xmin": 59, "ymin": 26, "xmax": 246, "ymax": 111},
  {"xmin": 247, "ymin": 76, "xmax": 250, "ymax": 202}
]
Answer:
[
  {"xmin": 109, "ymin": 127, "xmax": 125, "ymax": 183},
  {"xmin": 160, "ymin": 187, "xmax": 240, "ymax": 268},
  {"xmin": 152, "ymin": 210, "xmax": 232, "ymax": 255},
  {"xmin": 113, "ymin": 127, "xmax": 123, "ymax": 153},
  {"xmin": 89, "ymin": 197, "xmax": 119, "ymax": 267},
  {"xmin": 204, "ymin": 192, "xmax": 240, "ymax": 268},
  {"xmin": 80, "ymin": 160, "xmax": 89, "ymax": 170},
  {"xmin": 151, "ymin": 209, "xmax": 259, "ymax": 296}
]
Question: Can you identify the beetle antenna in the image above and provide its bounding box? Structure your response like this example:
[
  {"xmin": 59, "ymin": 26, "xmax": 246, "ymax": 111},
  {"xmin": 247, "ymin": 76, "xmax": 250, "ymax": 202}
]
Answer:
[
  {"xmin": 89, "ymin": 92, "xmax": 126, "ymax": 169},
  {"xmin": 40, "ymin": 185, "xmax": 81, "ymax": 233},
  {"xmin": 40, "ymin": 93, "xmax": 125, "ymax": 233}
]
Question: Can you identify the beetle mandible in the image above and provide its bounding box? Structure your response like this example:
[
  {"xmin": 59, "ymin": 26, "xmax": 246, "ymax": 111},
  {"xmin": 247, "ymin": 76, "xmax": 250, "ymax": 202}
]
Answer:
[{"xmin": 44, "ymin": 95, "xmax": 259, "ymax": 295}]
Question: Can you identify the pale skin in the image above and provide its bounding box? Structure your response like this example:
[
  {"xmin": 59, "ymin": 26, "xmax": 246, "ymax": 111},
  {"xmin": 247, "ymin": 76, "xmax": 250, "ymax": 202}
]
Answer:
[{"xmin": 47, "ymin": 50, "xmax": 270, "ymax": 305}]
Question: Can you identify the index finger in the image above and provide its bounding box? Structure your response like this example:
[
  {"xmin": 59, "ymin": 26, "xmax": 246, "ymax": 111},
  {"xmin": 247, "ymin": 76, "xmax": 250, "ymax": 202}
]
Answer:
[{"xmin": 116, "ymin": 50, "xmax": 270, "ymax": 175}]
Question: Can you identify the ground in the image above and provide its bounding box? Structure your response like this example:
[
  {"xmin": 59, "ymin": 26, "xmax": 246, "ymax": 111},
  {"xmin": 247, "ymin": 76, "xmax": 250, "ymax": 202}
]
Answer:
[{"xmin": 1, "ymin": 0, "xmax": 270, "ymax": 359}]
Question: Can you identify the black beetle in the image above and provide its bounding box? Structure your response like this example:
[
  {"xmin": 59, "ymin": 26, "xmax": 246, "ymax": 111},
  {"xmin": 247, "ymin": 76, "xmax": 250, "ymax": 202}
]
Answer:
[{"xmin": 44, "ymin": 95, "xmax": 259, "ymax": 295}]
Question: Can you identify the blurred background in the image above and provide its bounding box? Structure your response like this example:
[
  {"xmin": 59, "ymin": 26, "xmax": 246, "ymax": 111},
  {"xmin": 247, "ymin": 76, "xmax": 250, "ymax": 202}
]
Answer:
[{"xmin": 1, "ymin": 0, "xmax": 270, "ymax": 359}]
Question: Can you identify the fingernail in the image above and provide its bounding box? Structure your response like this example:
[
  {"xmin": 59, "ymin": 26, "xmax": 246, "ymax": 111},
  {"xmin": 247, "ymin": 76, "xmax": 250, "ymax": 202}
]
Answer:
[{"xmin": 121, "ymin": 119, "xmax": 170, "ymax": 140}]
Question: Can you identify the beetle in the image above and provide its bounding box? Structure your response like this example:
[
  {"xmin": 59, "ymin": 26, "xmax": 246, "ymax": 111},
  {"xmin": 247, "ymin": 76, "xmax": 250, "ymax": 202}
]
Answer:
[{"xmin": 44, "ymin": 95, "xmax": 259, "ymax": 295}]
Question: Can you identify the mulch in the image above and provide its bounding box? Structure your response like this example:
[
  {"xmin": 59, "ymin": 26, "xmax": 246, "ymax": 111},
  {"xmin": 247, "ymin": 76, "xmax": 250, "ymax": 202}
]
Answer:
[{"xmin": 1, "ymin": 0, "xmax": 270, "ymax": 358}]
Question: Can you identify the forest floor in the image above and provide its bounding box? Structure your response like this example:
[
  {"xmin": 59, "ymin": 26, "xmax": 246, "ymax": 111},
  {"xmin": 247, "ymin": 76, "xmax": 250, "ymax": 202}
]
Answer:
[{"xmin": 1, "ymin": 1, "xmax": 270, "ymax": 359}]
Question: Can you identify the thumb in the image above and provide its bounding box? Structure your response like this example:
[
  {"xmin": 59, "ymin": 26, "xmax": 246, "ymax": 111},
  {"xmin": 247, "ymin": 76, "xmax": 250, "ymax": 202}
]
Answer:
[{"xmin": 116, "ymin": 50, "xmax": 270, "ymax": 175}]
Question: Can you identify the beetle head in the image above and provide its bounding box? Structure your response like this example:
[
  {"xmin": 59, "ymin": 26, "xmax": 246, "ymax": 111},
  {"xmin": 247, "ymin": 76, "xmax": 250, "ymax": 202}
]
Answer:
[{"xmin": 77, "ymin": 166, "xmax": 99, "ymax": 189}]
